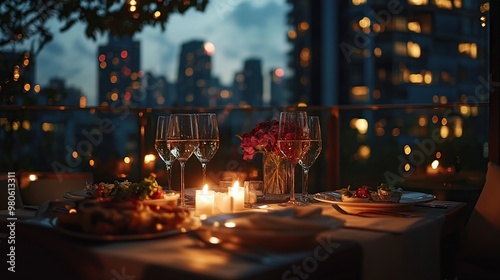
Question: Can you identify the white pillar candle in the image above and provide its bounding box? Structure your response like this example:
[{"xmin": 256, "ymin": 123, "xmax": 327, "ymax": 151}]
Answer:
[
  {"xmin": 228, "ymin": 181, "xmax": 244, "ymax": 211},
  {"xmin": 195, "ymin": 184, "xmax": 214, "ymax": 216},
  {"xmin": 214, "ymin": 192, "xmax": 233, "ymax": 214}
]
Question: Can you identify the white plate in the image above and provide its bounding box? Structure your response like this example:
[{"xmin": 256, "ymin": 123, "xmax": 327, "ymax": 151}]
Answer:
[
  {"xmin": 314, "ymin": 191, "xmax": 435, "ymax": 213},
  {"xmin": 197, "ymin": 210, "xmax": 344, "ymax": 252},
  {"xmin": 51, "ymin": 217, "xmax": 199, "ymax": 241}
]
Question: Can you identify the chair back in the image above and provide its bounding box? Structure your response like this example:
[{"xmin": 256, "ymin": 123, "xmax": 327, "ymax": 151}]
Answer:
[
  {"xmin": 465, "ymin": 161, "xmax": 500, "ymax": 267},
  {"xmin": 18, "ymin": 172, "xmax": 93, "ymax": 206}
]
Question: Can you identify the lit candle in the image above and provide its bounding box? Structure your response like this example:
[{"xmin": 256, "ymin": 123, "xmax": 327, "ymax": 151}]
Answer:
[
  {"xmin": 427, "ymin": 160, "xmax": 440, "ymax": 175},
  {"xmin": 228, "ymin": 181, "xmax": 244, "ymax": 211},
  {"xmin": 214, "ymin": 192, "xmax": 233, "ymax": 214},
  {"xmin": 195, "ymin": 184, "xmax": 214, "ymax": 216}
]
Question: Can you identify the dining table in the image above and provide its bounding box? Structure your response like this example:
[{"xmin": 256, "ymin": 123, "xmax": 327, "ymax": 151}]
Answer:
[{"xmin": 0, "ymin": 189, "xmax": 467, "ymax": 280}]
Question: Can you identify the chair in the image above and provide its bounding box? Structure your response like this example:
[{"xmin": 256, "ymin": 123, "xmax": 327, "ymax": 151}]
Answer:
[
  {"xmin": 455, "ymin": 161, "xmax": 500, "ymax": 279},
  {"xmin": 18, "ymin": 172, "xmax": 93, "ymax": 206}
]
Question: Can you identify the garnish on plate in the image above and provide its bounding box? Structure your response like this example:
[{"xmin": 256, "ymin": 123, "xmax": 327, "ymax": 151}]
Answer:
[
  {"xmin": 340, "ymin": 185, "xmax": 371, "ymax": 202},
  {"xmin": 338, "ymin": 183, "xmax": 403, "ymax": 203},
  {"xmin": 85, "ymin": 175, "xmax": 168, "ymax": 201}
]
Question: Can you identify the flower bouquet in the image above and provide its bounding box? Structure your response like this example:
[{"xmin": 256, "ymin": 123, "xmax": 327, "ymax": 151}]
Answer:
[{"xmin": 237, "ymin": 120, "xmax": 288, "ymax": 195}]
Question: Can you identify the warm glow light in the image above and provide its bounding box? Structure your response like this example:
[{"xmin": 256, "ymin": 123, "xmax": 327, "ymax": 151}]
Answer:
[
  {"xmin": 408, "ymin": 22, "xmax": 422, "ymax": 33},
  {"xmin": 408, "ymin": 0, "xmax": 428, "ymax": 5},
  {"xmin": 202, "ymin": 184, "xmax": 209, "ymax": 193},
  {"xmin": 354, "ymin": 119, "xmax": 368, "ymax": 134},
  {"xmin": 144, "ymin": 154, "xmax": 156, "ymax": 164},
  {"xmin": 404, "ymin": 145, "xmax": 411, "ymax": 155},
  {"xmin": 358, "ymin": 145, "xmax": 371, "ymax": 159},
  {"xmin": 274, "ymin": 68, "xmax": 285, "ymax": 77},
  {"xmin": 431, "ymin": 160, "xmax": 439, "ymax": 169},
  {"xmin": 352, "ymin": 0, "xmax": 367, "ymax": 6},
  {"xmin": 409, "ymin": 74, "xmax": 423, "ymax": 83},
  {"xmin": 374, "ymin": 48, "xmax": 382, "ymax": 57},
  {"xmin": 154, "ymin": 11, "xmax": 161, "ymax": 18},
  {"xmin": 359, "ymin": 17, "xmax": 371, "ymax": 28},
  {"xmin": 124, "ymin": 156, "xmax": 131, "ymax": 164},
  {"xmin": 407, "ymin": 41, "xmax": 421, "ymax": 58},
  {"xmin": 220, "ymin": 90, "xmax": 230, "ymax": 99},
  {"xmin": 288, "ymin": 30, "xmax": 297, "ymax": 39},
  {"xmin": 224, "ymin": 221, "xmax": 236, "ymax": 228},
  {"xmin": 29, "ymin": 174, "xmax": 38, "ymax": 181},
  {"xmin": 204, "ymin": 42, "xmax": 216, "ymax": 55},
  {"xmin": 440, "ymin": 126, "xmax": 450, "ymax": 138},
  {"xmin": 22, "ymin": 120, "xmax": 31, "ymax": 131},
  {"xmin": 89, "ymin": 159, "xmax": 95, "ymax": 166},
  {"xmin": 434, "ymin": 0, "xmax": 452, "ymax": 9},
  {"xmin": 298, "ymin": 21, "xmax": 309, "ymax": 31},
  {"xmin": 418, "ymin": 116, "xmax": 427, "ymax": 126}
]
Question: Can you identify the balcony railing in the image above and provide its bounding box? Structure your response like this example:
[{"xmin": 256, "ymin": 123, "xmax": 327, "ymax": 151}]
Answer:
[{"xmin": 0, "ymin": 104, "xmax": 489, "ymax": 214}]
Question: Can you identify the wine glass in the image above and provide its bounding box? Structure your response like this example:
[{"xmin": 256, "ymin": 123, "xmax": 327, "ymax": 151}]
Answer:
[
  {"xmin": 298, "ymin": 116, "xmax": 322, "ymax": 202},
  {"xmin": 166, "ymin": 114, "xmax": 199, "ymax": 208},
  {"xmin": 277, "ymin": 111, "xmax": 309, "ymax": 207},
  {"xmin": 155, "ymin": 116, "xmax": 177, "ymax": 191},
  {"xmin": 194, "ymin": 113, "xmax": 220, "ymax": 185}
]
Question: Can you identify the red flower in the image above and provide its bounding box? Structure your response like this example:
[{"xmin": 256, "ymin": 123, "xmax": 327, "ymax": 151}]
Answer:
[{"xmin": 237, "ymin": 120, "xmax": 281, "ymax": 160}]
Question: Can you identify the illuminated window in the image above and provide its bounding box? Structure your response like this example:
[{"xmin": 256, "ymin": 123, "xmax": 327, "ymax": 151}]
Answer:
[
  {"xmin": 408, "ymin": 0, "xmax": 428, "ymax": 6},
  {"xmin": 407, "ymin": 41, "xmax": 421, "ymax": 58},
  {"xmin": 352, "ymin": 0, "xmax": 367, "ymax": 5},
  {"xmin": 433, "ymin": 0, "xmax": 452, "ymax": 9},
  {"xmin": 350, "ymin": 86, "xmax": 369, "ymax": 102},
  {"xmin": 407, "ymin": 22, "xmax": 421, "ymax": 33},
  {"xmin": 458, "ymin": 43, "xmax": 477, "ymax": 59}
]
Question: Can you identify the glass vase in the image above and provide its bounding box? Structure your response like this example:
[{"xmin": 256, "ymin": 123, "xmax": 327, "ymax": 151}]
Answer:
[{"xmin": 262, "ymin": 153, "xmax": 288, "ymax": 200}]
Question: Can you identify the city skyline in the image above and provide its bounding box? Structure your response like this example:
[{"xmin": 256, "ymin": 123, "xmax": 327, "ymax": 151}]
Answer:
[{"xmin": 17, "ymin": 0, "xmax": 290, "ymax": 106}]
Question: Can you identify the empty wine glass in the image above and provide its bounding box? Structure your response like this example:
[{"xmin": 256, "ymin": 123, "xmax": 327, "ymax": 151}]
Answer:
[
  {"xmin": 155, "ymin": 116, "xmax": 177, "ymax": 191},
  {"xmin": 299, "ymin": 116, "xmax": 322, "ymax": 203},
  {"xmin": 166, "ymin": 114, "xmax": 199, "ymax": 208},
  {"xmin": 277, "ymin": 111, "xmax": 309, "ymax": 207},
  {"xmin": 194, "ymin": 113, "xmax": 220, "ymax": 185}
]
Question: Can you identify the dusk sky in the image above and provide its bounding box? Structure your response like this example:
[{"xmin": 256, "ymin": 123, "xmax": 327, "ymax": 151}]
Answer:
[{"xmin": 31, "ymin": 0, "xmax": 290, "ymax": 106}]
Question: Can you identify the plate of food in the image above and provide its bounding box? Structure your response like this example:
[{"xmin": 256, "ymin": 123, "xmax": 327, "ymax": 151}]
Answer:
[
  {"xmin": 51, "ymin": 199, "xmax": 200, "ymax": 241},
  {"xmin": 314, "ymin": 183, "xmax": 435, "ymax": 213},
  {"xmin": 63, "ymin": 176, "xmax": 180, "ymax": 206}
]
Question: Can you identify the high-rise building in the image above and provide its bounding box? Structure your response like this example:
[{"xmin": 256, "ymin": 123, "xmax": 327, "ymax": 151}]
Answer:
[
  {"xmin": 287, "ymin": 0, "xmax": 488, "ymax": 106},
  {"xmin": 97, "ymin": 35, "xmax": 141, "ymax": 107},
  {"xmin": 141, "ymin": 72, "xmax": 174, "ymax": 107},
  {"xmin": 241, "ymin": 58, "xmax": 263, "ymax": 107},
  {"xmin": 177, "ymin": 40, "xmax": 213, "ymax": 107}
]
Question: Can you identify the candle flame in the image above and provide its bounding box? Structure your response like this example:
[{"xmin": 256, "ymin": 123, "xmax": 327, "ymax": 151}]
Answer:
[
  {"xmin": 431, "ymin": 160, "xmax": 439, "ymax": 169},
  {"xmin": 202, "ymin": 184, "xmax": 209, "ymax": 193}
]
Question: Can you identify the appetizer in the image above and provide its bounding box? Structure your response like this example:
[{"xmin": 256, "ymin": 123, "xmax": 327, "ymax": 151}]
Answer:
[
  {"xmin": 339, "ymin": 183, "xmax": 403, "ymax": 203},
  {"xmin": 57, "ymin": 200, "xmax": 193, "ymax": 235}
]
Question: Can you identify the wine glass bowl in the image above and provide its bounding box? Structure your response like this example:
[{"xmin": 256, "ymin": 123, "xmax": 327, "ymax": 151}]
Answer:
[
  {"xmin": 166, "ymin": 114, "xmax": 199, "ymax": 208},
  {"xmin": 277, "ymin": 111, "xmax": 309, "ymax": 207},
  {"xmin": 194, "ymin": 113, "xmax": 220, "ymax": 185},
  {"xmin": 298, "ymin": 116, "xmax": 322, "ymax": 202},
  {"xmin": 155, "ymin": 116, "xmax": 176, "ymax": 191}
]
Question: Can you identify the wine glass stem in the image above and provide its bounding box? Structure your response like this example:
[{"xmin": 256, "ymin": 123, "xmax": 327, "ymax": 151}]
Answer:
[
  {"xmin": 201, "ymin": 162, "xmax": 207, "ymax": 185},
  {"xmin": 166, "ymin": 163, "xmax": 172, "ymax": 191},
  {"xmin": 290, "ymin": 162, "xmax": 296, "ymax": 202},
  {"xmin": 302, "ymin": 167, "xmax": 309, "ymax": 199},
  {"xmin": 180, "ymin": 161, "xmax": 186, "ymax": 207}
]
